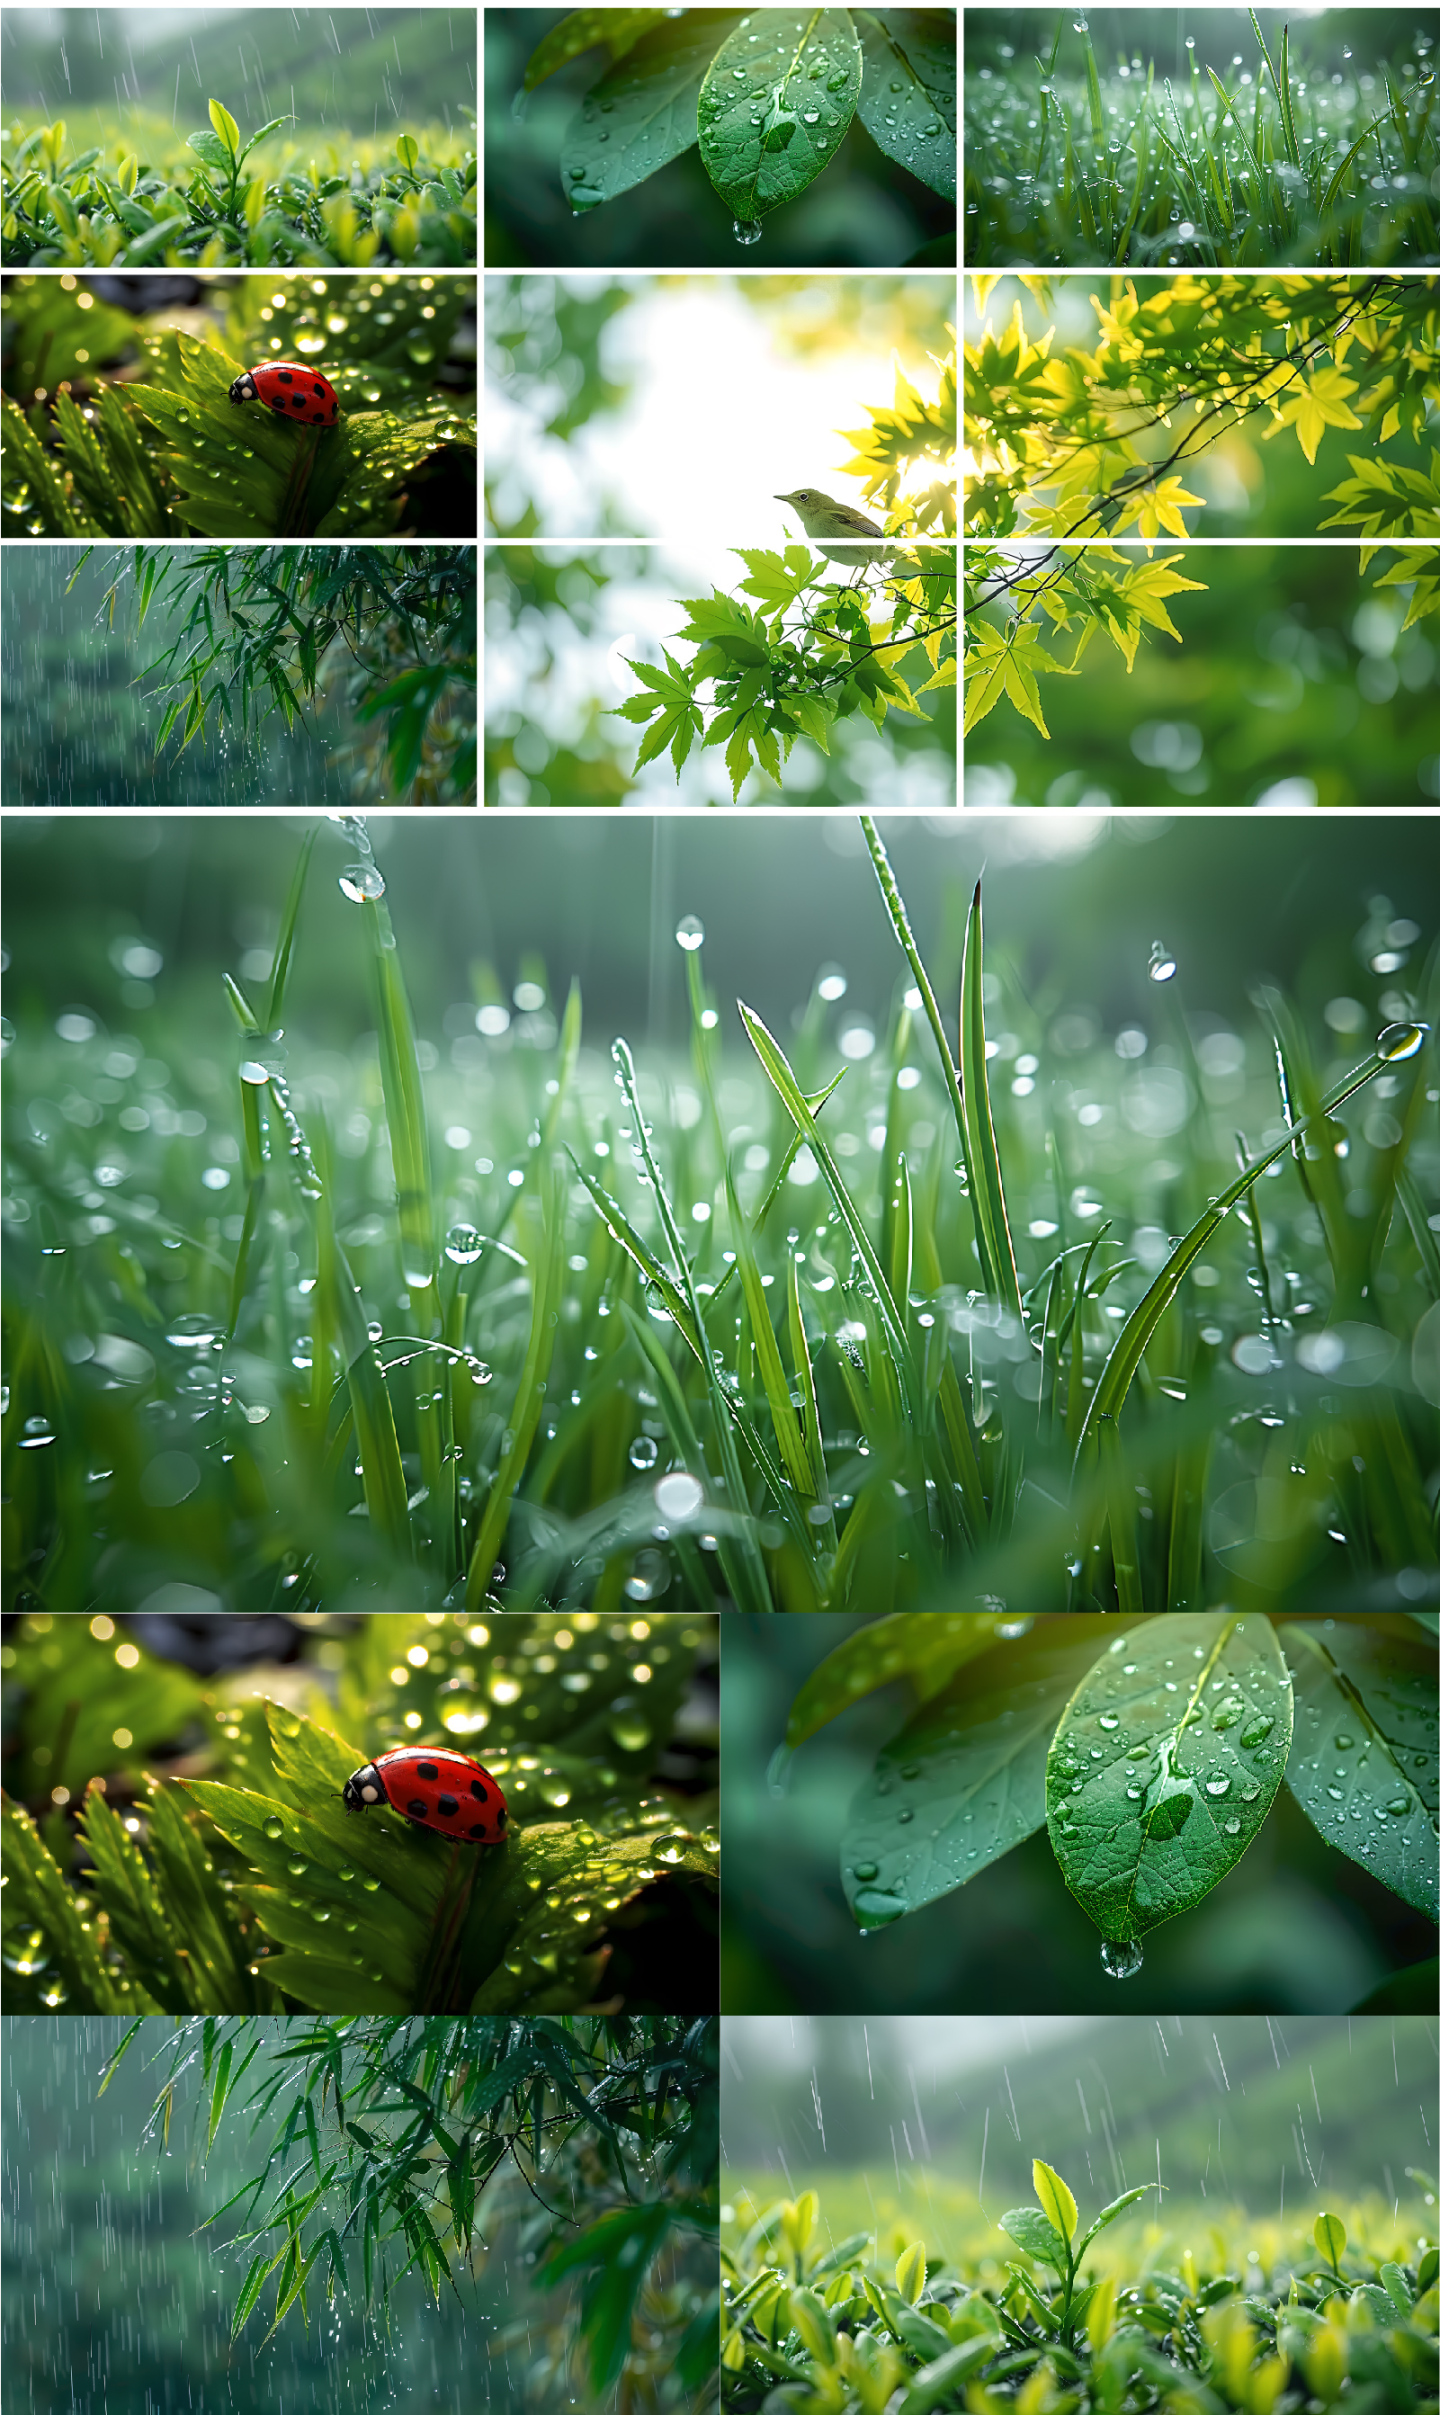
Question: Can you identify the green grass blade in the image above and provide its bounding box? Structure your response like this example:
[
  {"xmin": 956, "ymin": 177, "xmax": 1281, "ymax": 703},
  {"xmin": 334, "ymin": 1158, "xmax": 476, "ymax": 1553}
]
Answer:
[
  {"xmin": 263, "ymin": 826, "xmax": 319, "ymax": 1030},
  {"xmin": 958, "ymin": 881, "xmax": 1022, "ymax": 1314},
  {"xmin": 724, "ymin": 1165, "xmax": 813, "ymax": 1499},
  {"xmin": 1098, "ymin": 1412, "xmax": 1144, "ymax": 1616},
  {"xmin": 737, "ymin": 1000, "xmax": 915, "ymax": 1422},
  {"xmin": 787, "ymin": 1252, "xmax": 832, "ymax": 1520},
  {"xmin": 464, "ymin": 1164, "xmax": 566, "ymax": 1607},
  {"xmin": 566, "ymin": 1154, "xmax": 704, "ymax": 1363},
  {"xmin": 315, "ymin": 1191, "xmax": 412, "ymax": 1558},
  {"xmin": 1076, "ymin": 1039, "xmax": 1414, "ymax": 1464},
  {"xmin": 360, "ymin": 883, "xmax": 434, "ymax": 1295}
]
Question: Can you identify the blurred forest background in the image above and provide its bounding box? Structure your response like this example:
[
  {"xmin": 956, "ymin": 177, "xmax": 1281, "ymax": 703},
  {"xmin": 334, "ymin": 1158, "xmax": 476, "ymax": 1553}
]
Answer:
[
  {"xmin": 722, "ymin": 1617, "xmax": 1438, "ymax": 2016},
  {"xmin": 4, "ymin": 811, "xmax": 1435, "ymax": 1056},
  {"xmin": 720, "ymin": 2013, "xmax": 1438, "ymax": 2231},
  {"xmin": 0, "ymin": 6, "xmax": 476, "ymax": 140},
  {"xmin": 2, "ymin": 2015, "xmax": 478, "ymax": 2415},
  {"xmin": 484, "ymin": 8, "xmax": 954, "ymax": 267},
  {"xmin": 485, "ymin": 273, "xmax": 952, "ymax": 538},
  {"xmin": 966, "ymin": 547, "xmax": 1440, "ymax": 813},
  {"xmin": 964, "ymin": 277, "xmax": 1439, "ymax": 542},
  {"xmin": 487, "ymin": 544, "xmax": 955, "ymax": 809}
]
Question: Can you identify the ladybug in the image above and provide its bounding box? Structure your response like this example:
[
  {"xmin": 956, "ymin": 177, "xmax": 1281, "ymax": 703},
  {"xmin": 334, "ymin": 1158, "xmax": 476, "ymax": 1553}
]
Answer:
[
  {"xmin": 229, "ymin": 361, "xmax": 339, "ymax": 428},
  {"xmin": 341, "ymin": 1747, "xmax": 507, "ymax": 1843}
]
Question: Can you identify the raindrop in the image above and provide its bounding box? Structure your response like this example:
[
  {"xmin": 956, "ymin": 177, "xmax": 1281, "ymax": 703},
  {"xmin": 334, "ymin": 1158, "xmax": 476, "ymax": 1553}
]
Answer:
[
  {"xmin": 1223, "ymin": 1816, "xmax": 1241, "ymax": 1835},
  {"xmin": 1148, "ymin": 941, "xmax": 1178, "ymax": 982},
  {"xmin": 675, "ymin": 915, "xmax": 705, "ymax": 951},
  {"xmin": 628, "ymin": 1435, "xmax": 659, "ymax": 1471},
  {"xmin": 732, "ymin": 217, "xmax": 763, "ymax": 244},
  {"xmin": 444, "ymin": 1223, "xmax": 483, "ymax": 1265},
  {"xmin": 338, "ymin": 863, "xmax": 385, "ymax": 903},
  {"xmin": 854, "ymin": 1887, "xmax": 907, "ymax": 1928},
  {"xmin": 1205, "ymin": 1777, "xmax": 1231, "ymax": 1797},
  {"xmin": 1240, "ymin": 1715, "xmax": 1275, "ymax": 1747},
  {"xmin": 166, "ymin": 1313, "xmax": 220, "ymax": 1349},
  {"xmin": 1376, "ymin": 1021, "xmax": 1426, "ymax": 1062},
  {"xmin": 654, "ymin": 1469, "xmax": 704, "ymax": 1519},
  {"xmin": 19, "ymin": 1416, "xmax": 54, "ymax": 1449},
  {"xmin": 1100, "ymin": 1937, "xmax": 1143, "ymax": 1979},
  {"xmin": 1098, "ymin": 1713, "xmax": 1120, "ymax": 1731}
]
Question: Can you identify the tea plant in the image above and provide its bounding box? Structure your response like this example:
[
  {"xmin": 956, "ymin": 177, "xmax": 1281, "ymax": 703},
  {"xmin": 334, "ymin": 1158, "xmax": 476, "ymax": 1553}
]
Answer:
[
  {"xmin": 619, "ymin": 340, "xmax": 956, "ymax": 797},
  {"xmin": 964, "ymin": 273, "xmax": 1440, "ymax": 544},
  {"xmin": 1, "ymin": 104, "xmax": 475, "ymax": 267},
  {"xmin": 780, "ymin": 1609, "xmax": 1437, "ymax": 1968},
  {"xmin": 98, "ymin": 2014, "xmax": 717, "ymax": 2401},
  {"xmin": 517, "ymin": 7, "xmax": 954, "ymax": 244},
  {"xmin": 0, "ymin": 1609, "xmax": 716, "ymax": 2016},
  {"xmin": 966, "ymin": 10, "xmax": 1439, "ymax": 267},
  {"xmin": 722, "ymin": 2178, "xmax": 1439, "ymax": 2412},
  {"xmin": 1, "ymin": 273, "xmax": 475, "ymax": 540}
]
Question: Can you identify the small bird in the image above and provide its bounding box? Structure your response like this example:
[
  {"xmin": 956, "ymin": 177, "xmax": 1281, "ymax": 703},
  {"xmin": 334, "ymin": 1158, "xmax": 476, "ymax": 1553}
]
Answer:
[{"xmin": 775, "ymin": 487, "xmax": 910, "ymax": 574}]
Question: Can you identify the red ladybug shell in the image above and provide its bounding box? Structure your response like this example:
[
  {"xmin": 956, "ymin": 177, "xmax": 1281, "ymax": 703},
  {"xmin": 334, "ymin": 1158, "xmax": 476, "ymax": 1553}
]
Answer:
[
  {"xmin": 229, "ymin": 362, "xmax": 339, "ymax": 427},
  {"xmin": 342, "ymin": 1747, "xmax": 507, "ymax": 1842}
]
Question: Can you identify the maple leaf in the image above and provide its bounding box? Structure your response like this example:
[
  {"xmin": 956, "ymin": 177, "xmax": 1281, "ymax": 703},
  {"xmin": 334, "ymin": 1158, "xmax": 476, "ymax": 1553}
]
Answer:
[{"xmin": 1282, "ymin": 366, "xmax": 1362, "ymax": 465}]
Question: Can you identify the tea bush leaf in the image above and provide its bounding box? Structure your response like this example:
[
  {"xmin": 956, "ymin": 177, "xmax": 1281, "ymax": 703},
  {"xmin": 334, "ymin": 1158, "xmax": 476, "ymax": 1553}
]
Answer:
[
  {"xmin": 856, "ymin": 8, "xmax": 957, "ymax": 200},
  {"xmin": 840, "ymin": 1616, "xmax": 1142, "ymax": 1929},
  {"xmin": 1282, "ymin": 1619, "xmax": 1439, "ymax": 1919},
  {"xmin": 1033, "ymin": 2160, "xmax": 1078, "ymax": 2245},
  {"xmin": 998, "ymin": 2204, "xmax": 1068, "ymax": 2270},
  {"xmin": 698, "ymin": 9, "xmax": 862, "ymax": 225},
  {"xmin": 1046, "ymin": 1612, "xmax": 1293, "ymax": 1945}
]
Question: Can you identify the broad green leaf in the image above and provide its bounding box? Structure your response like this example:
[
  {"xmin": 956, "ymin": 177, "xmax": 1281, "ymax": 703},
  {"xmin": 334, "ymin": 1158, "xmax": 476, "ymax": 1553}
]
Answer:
[
  {"xmin": 186, "ymin": 128, "xmax": 233, "ymax": 174},
  {"xmin": 1032, "ymin": 2161, "xmax": 1077, "ymax": 2245},
  {"xmin": 842, "ymin": 1617, "xmax": 1137, "ymax": 1929},
  {"xmin": 699, "ymin": 8, "xmax": 862, "ymax": 224},
  {"xmin": 1046, "ymin": 1612, "xmax": 1293, "ymax": 1944},
  {"xmin": 1314, "ymin": 2211, "xmax": 1347, "ymax": 2268},
  {"xmin": 1072, "ymin": 2184, "xmax": 1154, "ymax": 2266},
  {"xmin": 521, "ymin": 8, "xmax": 671, "ymax": 97},
  {"xmin": 896, "ymin": 2338, "xmax": 1001, "ymax": 2415},
  {"xmin": 997, "ymin": 2206, "xmax": 1067, "ymax": 2271},
  {"xmin": 856, "ymin": 9, "xmax": 956, "ymax": 199},
  {"xmin": 786, "ymin": 1607, "xmax": 1011, "ymax": 1747},
  {"xmin": 895, "ymin": 2241, "xmax": 927, "ymax": 2302},
  {"xmin": 560, "ymin": 16, "xmax": 732, "ymax": 211},
  {"xmin": 1282, "ymin": 1620, "xmax": 1438, "ymax": 1919},
  {"xmin": 208, "ymin": 98, "xmax": 241, "ymax": 158}
]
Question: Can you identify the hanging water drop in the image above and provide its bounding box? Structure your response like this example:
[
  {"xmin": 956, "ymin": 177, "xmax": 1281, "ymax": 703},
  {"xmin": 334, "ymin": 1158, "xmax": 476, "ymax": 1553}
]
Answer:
[
  {"xmin": 1148, "ymin": 941, "xmax": 1177, "ymax": 982},
  {"xmin": 1100, "ymin": 1937, "xmax": 1143, "ymax": 1979}
]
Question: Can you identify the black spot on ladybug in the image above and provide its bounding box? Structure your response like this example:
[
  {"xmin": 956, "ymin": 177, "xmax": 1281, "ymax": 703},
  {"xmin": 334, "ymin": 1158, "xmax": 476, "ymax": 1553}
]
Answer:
[
  {"xmin": 405, "ymin": 1798, "xmax": 430, "ymax": 1819},
  {"xmin": 468, "ymin": 1779, "xmax": 489, "ymax": 1801},
  {"xmin": 467, "ymin": 1823, "xmax": 491, "ymax": 1840},
  {"xmin": 436, "ymin": 1794, "xmax": 459, "ymax": 1818},
  {"xmin": 417, "ymin": 1762, "xmax": 439, "ymax": 1779},
  {"xmin": 277, "ymin": 370, "xmax": 293, "ymax": 383},
  {"xmin": 313, "ymin": 382, "xmax": 325, "ymax": 396}
]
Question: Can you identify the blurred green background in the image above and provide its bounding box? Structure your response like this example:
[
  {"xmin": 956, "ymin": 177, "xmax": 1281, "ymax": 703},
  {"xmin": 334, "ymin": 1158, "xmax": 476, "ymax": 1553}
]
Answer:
[
  {"xmin": 486, "ymin": 544, "xmax": 956, "ymax": 808},
  {"xmin": 964, "ymin": 277, "xmax": 1438, "ymax": 542},
  {"xmin": 965, "ymin": 546, "xmax": 1440, "ymax": 811},
  {"xmin": 0, "ymin": 6, "xmax": 476, "ymax": 139},
  {"xmin": 964, "ymin": 9, "xmax": 1440, "ymax": 84},
  {"xmin": 1, "ymin": 2014, "xmax": 478, "ymax": 2415},
  {"xmin": 719, "ymin": 2012, "xmax": 1438, "ymax": 2244},
  {"xmin": 720, "ymin": 1617, "xmax": 1438, "ymax": 2015},
  {"xmin": 484, "ymin": 8, "xmax": 955, "ymax": 268},
  {"xmin": 4, "ymin": 811, "xmax": 1437, "ymax": 1050},
  {"xmin": 485, "ymin": 272, "xmax": 953, "ymax": 539}
]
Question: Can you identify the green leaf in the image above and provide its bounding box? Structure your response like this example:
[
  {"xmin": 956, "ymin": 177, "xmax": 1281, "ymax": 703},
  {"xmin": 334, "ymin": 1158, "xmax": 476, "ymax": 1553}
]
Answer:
[
  {"xmin": 1032, "ymin": 2161, "xmax": 1077, "ymax": 2246},
  {"xmin": 0, "ymin": 1796, "xmax": 138, "ymax": 2012},
  {"xmin": 538, "ymin": 2200, "xmax": 675, "ymax": 2390},
  {"xmin": 1072, "ymin": 2185, "xmax": 1155, "ymax": 2267},
  {"xmin": 560, "ymin": 16, "xmax": 730, "ymax": 211},
  {"xmin": 841, "ymin": 1617, "xmax": 1135, "ymax": 1928},
  {"xmin": 856, "ymin": 9, "xmax": 957, "ymax": 199},
  {"xmin": 997, "ymin": 2206, "xmax": 1067, "ymax": 2271},
  {"xmin": 896, "ymin": 2337, "xmax": 1000, "ymax": 2415},
  {"xmin": 208, "ymin": 98, "xmax": 241, "ymax": 159},
  {"xmin": 895, "ymin": 2241, "xmax": 927, "ymax": 2301},
  {"xmin": 186, "ymin": 129, "xmax": 234, "ymax": 174},
  {"xmin": 787, "ymin": 1608, "xmax": 1012, "ymax": 1748},
  {"xmin": 1282, "ymin": 1621, "xmax": 1438, "ymax": 1920},
  {"xmin": 1047, "ymin": 1613, "xmax": 1293, "ymax": 1944},
  {"xmin": 699, "ymin": 8, "xmax": 862, "ymax": 223},
  {"xmin": 521, "ymin": 8, "xmax": 671, "ymax": 97},
  {"xmin": 958, "ymin": 879, "xmax": 1022, "ymax": 1312},
  {"xmin": 1314, "ymin": 2211, "xmax": 1347, "ymax": 2269}
]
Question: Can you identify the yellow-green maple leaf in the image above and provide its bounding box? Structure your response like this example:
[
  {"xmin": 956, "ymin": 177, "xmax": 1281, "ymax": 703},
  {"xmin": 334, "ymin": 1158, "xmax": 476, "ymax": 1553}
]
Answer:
[{"xmin": 1283, "ymin": 365, "xmax": 1362, "ymax": 465}]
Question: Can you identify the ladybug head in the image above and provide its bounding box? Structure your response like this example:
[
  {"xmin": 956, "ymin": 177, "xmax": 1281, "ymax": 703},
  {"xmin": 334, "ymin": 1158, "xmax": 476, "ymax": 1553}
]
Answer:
[
  {"xmin": 341, "ymin": 1761, "xmax": 386, "ymax": 1813},
  {"xmin": 228, "ymin": 371, "xmax": 259, "ymax": 405}
]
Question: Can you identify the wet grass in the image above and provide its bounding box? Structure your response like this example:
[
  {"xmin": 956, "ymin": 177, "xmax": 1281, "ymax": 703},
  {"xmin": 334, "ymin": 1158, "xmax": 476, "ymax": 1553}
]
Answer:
[
  {"xmin": 1, "ymin": 816, "xmax": 1436, "ymax": 1621},
  {"xmin": 965, "ymin": 10, "xmax": 1440, "ymax": 265}
]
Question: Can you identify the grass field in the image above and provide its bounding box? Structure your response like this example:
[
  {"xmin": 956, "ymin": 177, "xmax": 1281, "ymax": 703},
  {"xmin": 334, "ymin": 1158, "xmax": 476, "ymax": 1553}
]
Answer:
[
  {"xmin": 965, "ymin": 9, "xmax": 1440, "ymax": 265},
  {"xmin": 1, "ymin": 814, "xmax": 1435, "ymax": 1623}
]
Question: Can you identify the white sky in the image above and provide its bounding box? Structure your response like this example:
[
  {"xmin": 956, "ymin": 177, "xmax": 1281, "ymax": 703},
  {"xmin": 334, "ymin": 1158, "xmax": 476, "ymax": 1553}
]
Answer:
[{"xmin": 487, "ymin": 279, "xmax": 952, "ymax": 543}]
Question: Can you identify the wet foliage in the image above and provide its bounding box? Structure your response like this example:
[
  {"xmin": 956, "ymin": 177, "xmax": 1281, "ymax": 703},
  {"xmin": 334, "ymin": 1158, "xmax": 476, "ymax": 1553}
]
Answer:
[
  {"xmin": 0, "ymin": 1610, "xmax": 718, "ymax": 2014},
  {"xmin": 965, "ymin": 9, "xmax": 1440, "ymax": 268},
  {"xmin": 782, "ymin": 1610, "xmax": 1437, "ymax": 1968},
  {"xmin": 721, "ymin": 2171, "xmax": 1438, "ymax": 2413},
  {"xmin": 0, "ymin": 815, "xmax": 1435, "ymax": 1627},
  {"xmin": 1, "ymin": 273, "xmax": 476, "ymax": 539},
  {"xmin": 1, "ymin": 2007, "xmax": 716, "ymax": 2414}
]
